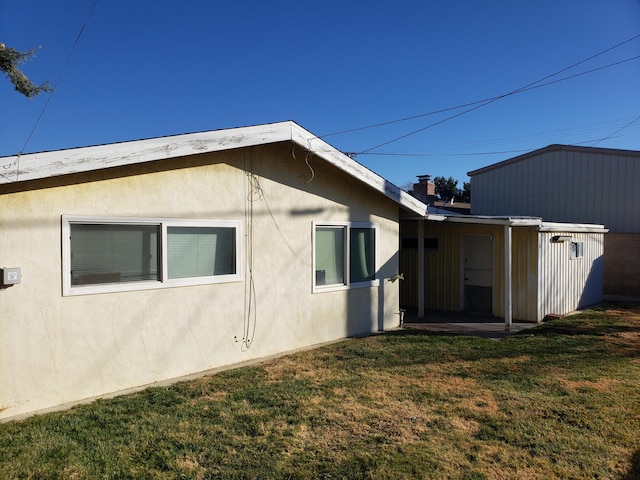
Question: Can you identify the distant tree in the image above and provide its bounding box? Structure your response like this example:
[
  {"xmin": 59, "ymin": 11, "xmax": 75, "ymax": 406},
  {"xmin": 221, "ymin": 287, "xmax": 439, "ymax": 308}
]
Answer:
[
  {"xmin": 0, "ymin": 42, "xmax": 52, "ymax": 98},
  {"xmin": 461, "ymin": 181, "xmax": 471, "ymax": 203},
  {"xmin": 400, "ymin": 181, "xmax": 414, "ymax": 193},
  {"xmin": 433, "ymin": 176, "xmax": 459, "ymax": 201}
]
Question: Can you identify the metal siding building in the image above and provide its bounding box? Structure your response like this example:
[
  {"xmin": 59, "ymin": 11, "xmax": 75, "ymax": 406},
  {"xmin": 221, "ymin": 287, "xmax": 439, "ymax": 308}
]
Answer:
[
  {"xmin": 400, "ymin": 218, "xmax": 606, "ymax": 323},
  {"xmin": 469, "ymin": 145, "xmax": 640, "ymax": 233},
  {"xmin": 469, "ymin": 145, "xmax": 640, "ymax": 296}
]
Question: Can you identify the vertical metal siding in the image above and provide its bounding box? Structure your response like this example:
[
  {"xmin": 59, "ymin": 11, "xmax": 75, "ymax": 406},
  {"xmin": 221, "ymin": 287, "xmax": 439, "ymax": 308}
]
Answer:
[
  {"xmin": 420, "ymin": 223, "xmax": 504, "ymax": 314},
  {"xmin": 401, "ymin": 221, "xmax": 604, "ymax": 322},
  {"xmin": 471, "ymin": 149, "xmax": 640, "ymax": 233},
  {"xmin": 537, "ymin": 232, "xmax": 605, "ymax": 318},
  {"xmin": 512, "ymin": 229, "xmax": 538, "ymax": 321}
]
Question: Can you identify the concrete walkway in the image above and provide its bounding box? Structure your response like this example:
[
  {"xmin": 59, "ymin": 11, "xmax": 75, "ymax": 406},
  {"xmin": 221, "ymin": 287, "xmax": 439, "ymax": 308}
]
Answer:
[{"xmin": 402, "ymin": 309, "xmax": 539, "ymax": 340}]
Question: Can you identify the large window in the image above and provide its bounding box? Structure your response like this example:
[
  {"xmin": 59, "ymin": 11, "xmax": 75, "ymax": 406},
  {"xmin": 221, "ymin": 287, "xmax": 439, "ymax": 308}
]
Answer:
[
  {"xmin": 313, "ymin": 222, "xmax": 378, "ymax": 292},
  {"xmin": 62, "ymin": 216, "xmax": 241, "ymax": 295}
]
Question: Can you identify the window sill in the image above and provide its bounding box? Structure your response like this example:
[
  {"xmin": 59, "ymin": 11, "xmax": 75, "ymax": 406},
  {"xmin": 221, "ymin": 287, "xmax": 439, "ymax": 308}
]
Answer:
[
  {"xmin": 313, "ymin": 279, "xmax": 380, "ymax": 294},
  {"xmin": 63, "ymin": 275, "xmax": 242, "ymax": 296}
]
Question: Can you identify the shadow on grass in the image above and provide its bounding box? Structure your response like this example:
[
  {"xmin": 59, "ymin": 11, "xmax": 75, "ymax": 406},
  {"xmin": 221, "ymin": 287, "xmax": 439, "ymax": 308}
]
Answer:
[
  {"xmin": 622, "ymin": 450, "xmax": 640, "ymax": 480},
  {"xmin": 531, "ymin": 321, "xmax": 640, "ymax": 338},
  {"xmin": 386, "ymin": 307, "xmax": 640, "ymax": 364}
]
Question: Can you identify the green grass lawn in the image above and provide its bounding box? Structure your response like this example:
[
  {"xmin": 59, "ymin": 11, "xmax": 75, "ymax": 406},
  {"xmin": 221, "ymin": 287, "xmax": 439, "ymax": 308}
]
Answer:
[{"xmin": 1, "ymin": 302, "xmax": 639, "ymax": 479}]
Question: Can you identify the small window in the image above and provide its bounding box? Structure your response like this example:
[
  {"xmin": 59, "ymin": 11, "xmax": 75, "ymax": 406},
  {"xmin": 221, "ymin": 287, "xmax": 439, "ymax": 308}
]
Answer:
[
  {"xmin": 570, "ymin": 241, "xmax": 584, "ymax": 259},
  {"xmin": 62, "ymin": 216, "xmax": 241, "ymax": 295},
  {"xmin": 401, "ymin": 237, "xmax": 438, "ymax": 251},
  {"xmin": 313, "ymin": 222, "xmax": 378, "ymax": 291}
]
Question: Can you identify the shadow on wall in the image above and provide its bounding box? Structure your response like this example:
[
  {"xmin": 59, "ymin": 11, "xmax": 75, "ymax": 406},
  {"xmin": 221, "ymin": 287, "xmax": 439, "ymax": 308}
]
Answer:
[
  {"xmin": 578, "ymin": 254, "xmax": 605, "ymax": 309},
  {"xmin": 344, "ymin": 253, "xmax": 401, "ymax": 337}
]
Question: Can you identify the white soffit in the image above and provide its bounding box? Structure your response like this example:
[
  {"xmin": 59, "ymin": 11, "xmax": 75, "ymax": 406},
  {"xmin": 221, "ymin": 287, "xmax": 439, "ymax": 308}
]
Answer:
[{"xmin": 0, "ymin": 121, "xmax": 427, "ymax": 217}]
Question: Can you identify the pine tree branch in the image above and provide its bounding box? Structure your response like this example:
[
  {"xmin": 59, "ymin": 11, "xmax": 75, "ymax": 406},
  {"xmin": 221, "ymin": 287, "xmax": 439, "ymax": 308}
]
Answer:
[{"xmin": 0, "ymin": 43, "xmax": 53, "ymax": 98}]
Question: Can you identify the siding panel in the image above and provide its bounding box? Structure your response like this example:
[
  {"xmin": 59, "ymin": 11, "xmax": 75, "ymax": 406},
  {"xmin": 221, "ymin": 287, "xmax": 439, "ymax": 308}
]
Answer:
[{"xmin": 470, "ymin": 146, "xmax": 640, "ymax": 233}]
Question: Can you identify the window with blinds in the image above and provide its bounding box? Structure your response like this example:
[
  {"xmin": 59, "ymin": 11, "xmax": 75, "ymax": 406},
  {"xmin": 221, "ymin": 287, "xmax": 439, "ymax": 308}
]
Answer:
[
  {"xmin": 70, "ymin": 224, "xmax": 160, "ymax": 285},
  {"xmin": 62, "ymin": 217, "xmax": 241, "ymax": 295},
  {"xmin": 167, "ymin": 226, "xmax": 235, "ymax": 279},
  {"xmin": 313, "ymin": 222, "xmax": 378, "ymax": 292}
]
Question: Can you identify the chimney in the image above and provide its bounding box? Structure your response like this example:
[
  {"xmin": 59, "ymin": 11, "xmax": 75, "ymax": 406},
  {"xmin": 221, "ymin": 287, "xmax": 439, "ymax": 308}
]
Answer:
[{"xmin": 411, "ymin": 175, "xmax": 436, "ymax": 203}]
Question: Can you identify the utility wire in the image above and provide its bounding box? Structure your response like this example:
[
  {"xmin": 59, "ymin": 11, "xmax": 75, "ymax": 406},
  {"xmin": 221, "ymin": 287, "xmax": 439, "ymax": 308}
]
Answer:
[
  {"xmin": 357, "ymin": 53, "xmax": 640, "ymax": 155},
  {"xmin": 320, "ymin": 33, "xmax": 640, "ymax": 153},
  {"xmin": 588, "ymin": 114, "xmax": 640, "ymax": 147},
  {"xmin": 355, "ymin": 115, "xmax": 640, "ymax": 157},
  {"xmin": 12, "ymin": 0, "xmax": 99, "ymax": 181}
]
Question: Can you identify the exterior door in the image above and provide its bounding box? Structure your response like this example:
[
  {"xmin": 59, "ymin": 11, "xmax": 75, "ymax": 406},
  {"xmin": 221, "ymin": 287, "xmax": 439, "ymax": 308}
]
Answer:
[{"xmin": 462, "ymin": 235, "xmax": 493, "ymax": 314}]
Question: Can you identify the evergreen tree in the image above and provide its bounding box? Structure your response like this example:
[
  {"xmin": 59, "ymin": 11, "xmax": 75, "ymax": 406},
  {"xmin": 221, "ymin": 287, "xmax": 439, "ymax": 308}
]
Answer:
[
  {"xmin": 433, "ymin": 176, "xmax": 459, "ymax": 201},
  {"xmin": 0, "ymin": 43, "xmax": 52, "ymax": 98},
  {"xmin": 461, "ymin": 181, "xmax": 471, "ymax": 203}
]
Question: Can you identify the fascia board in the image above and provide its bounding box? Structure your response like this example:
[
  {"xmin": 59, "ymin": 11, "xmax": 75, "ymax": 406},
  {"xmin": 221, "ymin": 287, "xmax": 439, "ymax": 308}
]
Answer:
[
  {"xmin": 444, "ymin": 216, "xmax": 542, "ymax": 227},
  {"xmin": 0, "ymin": 122, "xmax": 295, "ymax": 185},
  {"xmin": 290, "ymin": 123, "xmax": 427, "ymax": 217},
  {"xmin": 0, "ymin": 120, "xmax": 428, "ymax": 217},
  {"xmin": 539, "ymin": 222, "xmax": 608, "ymax": 233}
]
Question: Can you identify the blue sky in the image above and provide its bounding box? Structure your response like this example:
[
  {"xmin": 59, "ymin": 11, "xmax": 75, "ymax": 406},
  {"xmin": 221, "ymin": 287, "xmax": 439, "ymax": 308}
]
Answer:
[{"xmin": 1, "ymin": 0, "xmax": 639, "ymax": 189}]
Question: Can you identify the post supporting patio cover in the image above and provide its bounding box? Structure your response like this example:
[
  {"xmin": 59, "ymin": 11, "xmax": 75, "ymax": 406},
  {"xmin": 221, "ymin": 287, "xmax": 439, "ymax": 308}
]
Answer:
[
  {"xmin": 504, "ymin": 224, "xmax": 513, "ymax": 330},
  {"xmin": 418, "ymin": 219, "xmax": 425, "ymax": 318}
]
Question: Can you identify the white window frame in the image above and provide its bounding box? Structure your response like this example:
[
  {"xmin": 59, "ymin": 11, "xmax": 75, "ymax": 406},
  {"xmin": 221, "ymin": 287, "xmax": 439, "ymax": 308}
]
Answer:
[
  {"xmin": 62, "ymin": 216, "xmax": 242, "ymax": 296},
  {"xmin": 312, "ymin": 221, "xmax": 379, "ymax": 293}
]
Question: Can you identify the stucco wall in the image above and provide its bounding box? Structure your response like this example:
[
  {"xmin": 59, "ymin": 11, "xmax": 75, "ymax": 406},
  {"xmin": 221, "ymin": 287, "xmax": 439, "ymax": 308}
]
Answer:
[{"xmin": 0, "ymin": 143, "xmax": 402, "ymax": 420}]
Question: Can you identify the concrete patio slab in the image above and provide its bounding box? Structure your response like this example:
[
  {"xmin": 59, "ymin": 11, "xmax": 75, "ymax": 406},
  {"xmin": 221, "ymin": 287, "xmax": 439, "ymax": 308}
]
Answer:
[{"xmin": 402, "ymin": 309, "xmax": 539, "ymax": 340}]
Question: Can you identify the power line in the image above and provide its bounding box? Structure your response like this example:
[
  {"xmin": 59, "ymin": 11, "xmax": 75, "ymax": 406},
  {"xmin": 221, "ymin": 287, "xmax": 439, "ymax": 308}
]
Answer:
[
  {"xmin": 357, "ymin": 54, "xmax": 640, "ymax": 155},
  {"xmin": 320, "ymin": 33, "xmax": 640, "ymax": 154},
  {"xmin": 588, "ymin": 114, "xmax": 640, "ymax": 147},
  {"xmin": 12, "ymin": 0, "xmax": 99, "ymax": 181},
  {"xmin": 354, "ymin": 116, "xmax": 640, "ymax": 158}
]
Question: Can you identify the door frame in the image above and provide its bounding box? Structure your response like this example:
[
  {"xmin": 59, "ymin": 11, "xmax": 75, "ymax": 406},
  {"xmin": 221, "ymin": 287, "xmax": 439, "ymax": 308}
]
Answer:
[{"xmin": 460, "ymin": 233, "xmax": 494, "ymax": 314}]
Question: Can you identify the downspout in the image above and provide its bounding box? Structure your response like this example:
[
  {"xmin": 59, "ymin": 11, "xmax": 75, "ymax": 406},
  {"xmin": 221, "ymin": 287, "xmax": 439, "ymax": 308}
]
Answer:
[{"xmin": 504, "ymin": 224, "xmax": 513, "ymax": 331}]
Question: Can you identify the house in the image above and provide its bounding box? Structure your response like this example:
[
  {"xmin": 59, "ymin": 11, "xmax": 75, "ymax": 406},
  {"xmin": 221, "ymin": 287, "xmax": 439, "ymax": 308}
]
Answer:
[
  {"xmin": 408, "ymin": 174, "xmax": 471, "ymax": 215},
  {"xmin": 468, "ymin": 144, "xmax": 640, "ymax": 297},
  {"xmin": 400, "ymin": 215, "xmax": 607, "ymax": 324},
  {"xmin": 0, "ymin": 121, "xmax": 427, "ymax": 421}
]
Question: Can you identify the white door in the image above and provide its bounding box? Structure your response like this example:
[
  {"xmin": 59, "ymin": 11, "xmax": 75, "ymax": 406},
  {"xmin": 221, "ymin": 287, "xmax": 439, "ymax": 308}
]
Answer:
[{"xmin": 462, "ymin": 235, "xmax": 493, "ymax": 314}]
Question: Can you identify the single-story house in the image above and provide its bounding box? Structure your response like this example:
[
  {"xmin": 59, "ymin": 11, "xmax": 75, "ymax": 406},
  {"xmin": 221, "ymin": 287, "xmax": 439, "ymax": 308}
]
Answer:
[
  {"xmin": 0, "ymin": 121, "xmax": 427, "ymax": 421},
  {"xmin": 400, "ymin": 215, "xmax": 607, "ymax": 324}
]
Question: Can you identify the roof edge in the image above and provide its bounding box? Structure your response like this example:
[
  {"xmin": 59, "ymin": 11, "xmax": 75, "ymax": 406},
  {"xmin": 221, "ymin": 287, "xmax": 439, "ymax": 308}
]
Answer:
[
  {"xmin": 0, "ymin": 121, "xmax": 428, "ymax": 216},
  {"xmin": 289, "ymin": 123, "xmax": 427, "ymax": 216},
  {"xmin": 467, "ymin": 144, "xmax": 640, "ymax": 177}
]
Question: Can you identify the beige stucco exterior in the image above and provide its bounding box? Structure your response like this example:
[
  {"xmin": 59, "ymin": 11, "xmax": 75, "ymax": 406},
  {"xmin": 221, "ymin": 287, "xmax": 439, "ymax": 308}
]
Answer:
[{"xmin": 1, "ymin": 141, "xmax": 407, "ymax": 421}]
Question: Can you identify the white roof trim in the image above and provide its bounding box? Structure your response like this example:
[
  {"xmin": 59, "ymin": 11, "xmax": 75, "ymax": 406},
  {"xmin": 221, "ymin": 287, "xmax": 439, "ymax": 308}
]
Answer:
[
  {"xmin": 539, "ymin": 222, "xmax": 608, "ymax": 233},
  {"xmin": 434, "ymin": 215, "xmax": 607, "ymax": 233},
  {"xmin": 0, "ymin": 121, "xmax": 427, "ymax": 216}
]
